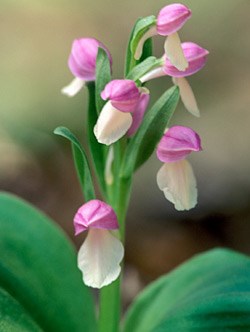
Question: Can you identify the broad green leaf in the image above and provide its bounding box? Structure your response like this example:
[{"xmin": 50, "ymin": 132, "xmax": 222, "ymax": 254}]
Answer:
[
  {"xmin": 0, "ymin": 287, "xmax": 42, "ymax": 331},
  {"xmin": 126, "ymin": 56, "xmax": 161, "ymax": 81},
  {"xmin": 54, "ymin": 126, "xmax": 95, "ymax": 201},
  {"xmin": 125, "ymin": 18, "xmax": 154, "ymax": 77},
  {"xmin": 95, "ymin": 47, "xmax": 112, "ymax": 113},
  {"xmin": 0, "ymin": 193, "xmax": 97, "ymax": 332},
  {"xmin": 123, "ymin": 248, "xmax": 250, "ymax": 332},
  {"xmin": 130, "ymin": 15, "xmax": 156, "ymax": 57},
  {"xmin": 120, "ymin": 86, "xmax": 179, "ymax": 178},
  {"xmin": 86, "ymin": 82, "xmax": 107, "ymax": 196}
]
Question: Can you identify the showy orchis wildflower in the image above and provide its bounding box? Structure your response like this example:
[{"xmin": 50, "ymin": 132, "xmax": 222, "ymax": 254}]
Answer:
[
  {"xmin": 135, "ymin": 3, "xmax": 191, "ymax": 70},
  {"xmin": 156, "ymin": 126, "xmax": 202, "ymax": 210},
  {"xmin": 140, "ymin": 42, "xmax": 209, "ymax": 116},
  {"xmin": 94, "ymin": 80, "xmax": 149, "ymax": 145},
  {"xmin": 62, "ymin": 38, "xmax": 112, "ymax": 97},
  {"xmin": 74, "ymin": 199, "xmax": 124, "ymax": 288}
]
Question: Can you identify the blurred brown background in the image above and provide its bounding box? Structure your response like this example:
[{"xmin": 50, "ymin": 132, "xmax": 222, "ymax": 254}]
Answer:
[{"xmin": 1, "ymin": 0, "xmax": 250, "ymax": 301}]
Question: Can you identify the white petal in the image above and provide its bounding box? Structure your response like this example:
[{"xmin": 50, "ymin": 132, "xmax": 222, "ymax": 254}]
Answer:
[
  {"xmin": 164, "ymin": 32, "xmax": 188, "ymax": 71},
  {"xmin": 105, "ymin": 146, "xmax": 114, "ymax": 185},
  {"xmin": 157, "ymin": 160, "xmax": 197, "ymax": 211},
  {"xmin": 134, "ymin": 26, "xmax": 157, "ymax": 60},
  {"xmin": 61, "ymin": 77, "xmax": 85, "ymax": 97},
  {"xmin": 173, "ymin": 77, "xmax": 200, "ymax": 117},
  {"xmin": 77, "ymin": 229, "xmax": 124, "ymax": 288},
  {"xmin": 94, "ymin": 101, "xmax": 132, "ymax": 145}
]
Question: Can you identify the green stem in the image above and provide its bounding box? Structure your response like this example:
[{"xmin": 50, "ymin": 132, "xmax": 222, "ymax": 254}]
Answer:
[{"xmin": 98, "ymin": 175, "xmax": 132, "ymax": 332}]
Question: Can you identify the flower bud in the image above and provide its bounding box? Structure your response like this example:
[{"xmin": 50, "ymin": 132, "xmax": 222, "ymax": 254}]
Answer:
[
  {"xmin": 101, "ymin": 79, "xmax": 140, "ymax": 113},
  {"xmin": 157, "ymin": 3, "xmax": 191, "ymax": 36},
  {"xmin": 156, "ymin": 126, "xmax": 202, "ymax": 163},
  {"xmin": 164, "ymin": 42, "xmax": 209, "ymax": 77},
  {"xmin": 68, "ymin": 38, "xmax": 112, "ymax": 81}
]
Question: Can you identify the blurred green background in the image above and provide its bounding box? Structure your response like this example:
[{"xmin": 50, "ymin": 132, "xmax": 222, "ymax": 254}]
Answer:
[{"xmin": 1, "ymin": 0, "xmax": 250, "ymax": 297}]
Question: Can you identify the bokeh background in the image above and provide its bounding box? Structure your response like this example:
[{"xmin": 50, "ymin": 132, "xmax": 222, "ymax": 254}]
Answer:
[{"xmin": 1, "ymin": 0, "xmax": 250, "ymax": 303}]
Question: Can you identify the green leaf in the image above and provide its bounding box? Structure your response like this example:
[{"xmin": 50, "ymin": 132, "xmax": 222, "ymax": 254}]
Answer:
[
  {"xmin": 126, "ymin": 56, "xmax": 160, "ymax": 81},
  {"xmin": 0, "ymin": 287, "xmax": 42, "ymax": 331},
  {"xmin": 123, "ymin": 248, "xmax": 250, "ymax": 332},
  {"xmin": 95, "ymin": 47, "xmax": 112, "ymax": 113},
  {"xmin": 0, "ymin": 192, "xmax": 97, "ymax": 332},
  {"xmin": 125, "ymin": 18, "xmax": 154, "ymax": 77},
  {"xmin": 86, "ymin": 82, "xmax": 107, "ymax": 196},
  {"xmin": 120, "ymin": 86, "xmax": 179, "ymax": 178},
  {"xmin": 130, "ymin": 15, "xmax": 156, "ymax": 57},
  {"xmin": 54, "ymin": 126, "xmax": 95, "ymax": 201}
]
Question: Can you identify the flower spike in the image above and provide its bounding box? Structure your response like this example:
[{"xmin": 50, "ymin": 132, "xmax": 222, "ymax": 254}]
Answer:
[
  {"xmin": 62, "ymin": 38, "xmax": 112, "ymax": 97},
  {"xmin": 74, "ymin": 200, "xmax": 124, "ymax": 288}
]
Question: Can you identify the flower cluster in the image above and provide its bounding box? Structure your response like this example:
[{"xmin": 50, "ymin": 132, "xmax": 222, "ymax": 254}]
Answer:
[{"xmin": 62, "ymin": 3, "xmax": 208, "ymax": 288}]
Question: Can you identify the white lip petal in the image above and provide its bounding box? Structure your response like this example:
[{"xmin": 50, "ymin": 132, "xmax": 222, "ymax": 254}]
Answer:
[
  {"xmin": 61, "ymin": 77, "xmax": 85, "ymax": 97},
  {"xmin": 77, "ymin": 229, "xmax": 124, "ymax": 289},
  {"xmin": 164, "ymin": 32, "xmax": 188, "ymax": 71},
  {"xmin": 173, "ymin": 77, "xmax": 200, "ymax": 117},
  {"xmin": 157, "ymin": 160, "xmax": 197, "ymax": 211},
  {"xmin": 94, "ymin": 101, "xmax": 132, "ymax": 145}
]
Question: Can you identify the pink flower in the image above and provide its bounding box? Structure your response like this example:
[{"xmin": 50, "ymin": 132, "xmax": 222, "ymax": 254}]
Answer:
[
  {"xmin": 163, "ymin": 42, "xmax": 209, "ymax": 77},
  {"xmin": 74, "ymin": 199, "xmax": 124, "ymax": 288},
  {"xmin": 156, "ymin": 126, "xmax": 202, "ymax": 163},
  {"xmin": 94, "ymin": 80, "xmax": 145, "ymax": 145},
  {"xmin": 156, "ymin": 126, "xmax": 201, "ymax": 211},
  {"xmin": 157, "ymin": 3, "xmax": 191, "ymax": 36},
  {"xmin": 62, "ymin": 38, "xmax": 112, "ymax": 97},
  {"xmin": 135, "ymin": 4, "xmax": 191, "ymax": 70}
]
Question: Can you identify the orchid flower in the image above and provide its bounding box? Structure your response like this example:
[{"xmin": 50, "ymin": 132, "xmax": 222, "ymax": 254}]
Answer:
[
  {"xmin": 135, "ymin": 3, "xmax": 191, "ymax": 70},
  {"xmin": 61, "ymin": 38, "xmax": 112, "ymax": 97},
  {"xmin": 94, "ymin": 79, "xmax": 148, "ymax": 145},
  {"xmin": 74, "ymin": 199, "xmax": 124, "ymax": 288},
  {"xmin": 140, "ymin": 42, "xmax": 209, "ymax": 117},
  {"xmin": 156, "ymin": 126, "xmax": 202, "ymax": 211}
]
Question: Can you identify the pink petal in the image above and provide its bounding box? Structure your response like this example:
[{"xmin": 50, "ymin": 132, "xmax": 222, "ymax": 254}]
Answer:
[
  {"xmin": 157, "ymin": 160, "xmax": 197, "ymax": 211},
  {"xmin": 68, "ymin": 38, "xmax": 112, "ymax": 81},
  {"xmin": 78, "ymin": 229, "xmax": 124, "ymax": 288},
  {"xmin": 164, "ymin": 42, "xmax": 209, "ymax": 77},
  {"xmin": 156, "ymin": 126, "xmax": 202, "ymax": 163},
  {"xmin": 157, "ymin": 3, "xmax": 191, "ymax": 36},
  {"xmin": 101, "ymin": 80, "xmax": 140, "ymax": 113},
  {"xmin": 74, "ymin": 199, "xmax": 119, "ymax": 235},
  {"xmin": 127, "ymin": 90, "xmax": 150, "ymax": 137}
]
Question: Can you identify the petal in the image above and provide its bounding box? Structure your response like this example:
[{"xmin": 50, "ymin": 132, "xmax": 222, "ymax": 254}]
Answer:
[
  {"xmin": 157, "ymin": 160, "xmax": 197, "ymax": 211},
  {"xmin": 127, "ymin": 90, "xmax": 150, "ymax": 137},
  {"xmin": 101, "ymin": 80, "xmax": 140, "ymax": 113},
  {"xmin": 94, "ymin": 101, "xmax": 132, "ymax": 145},
  {"xmin": 78, "ymin": 229, "xmax": 124, "ymax": 288},
  {"xmin": 156, "ymin": 125, "xmax": 202, "ymax": 163},
  {"xmin": 173, "ymin": 77, "xmax": 200, "ymax": 117},
  {"xmin": 164, "ymin": 32, "xmax": 188, "ymax": 71},
  {"xmin": 74, "ymin": 199, "xmax": 119, "ymax": 235},
  {"xmin": 61, "ymin": 78, "xmax": 85, "ymax": 97},
  {"xmin": 139, "ymin": 67, "xmax": 166, "ymax": 84},
  {"xmin": 157, "ymin": 4, "xmax": 191, "ymax": 36}
]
